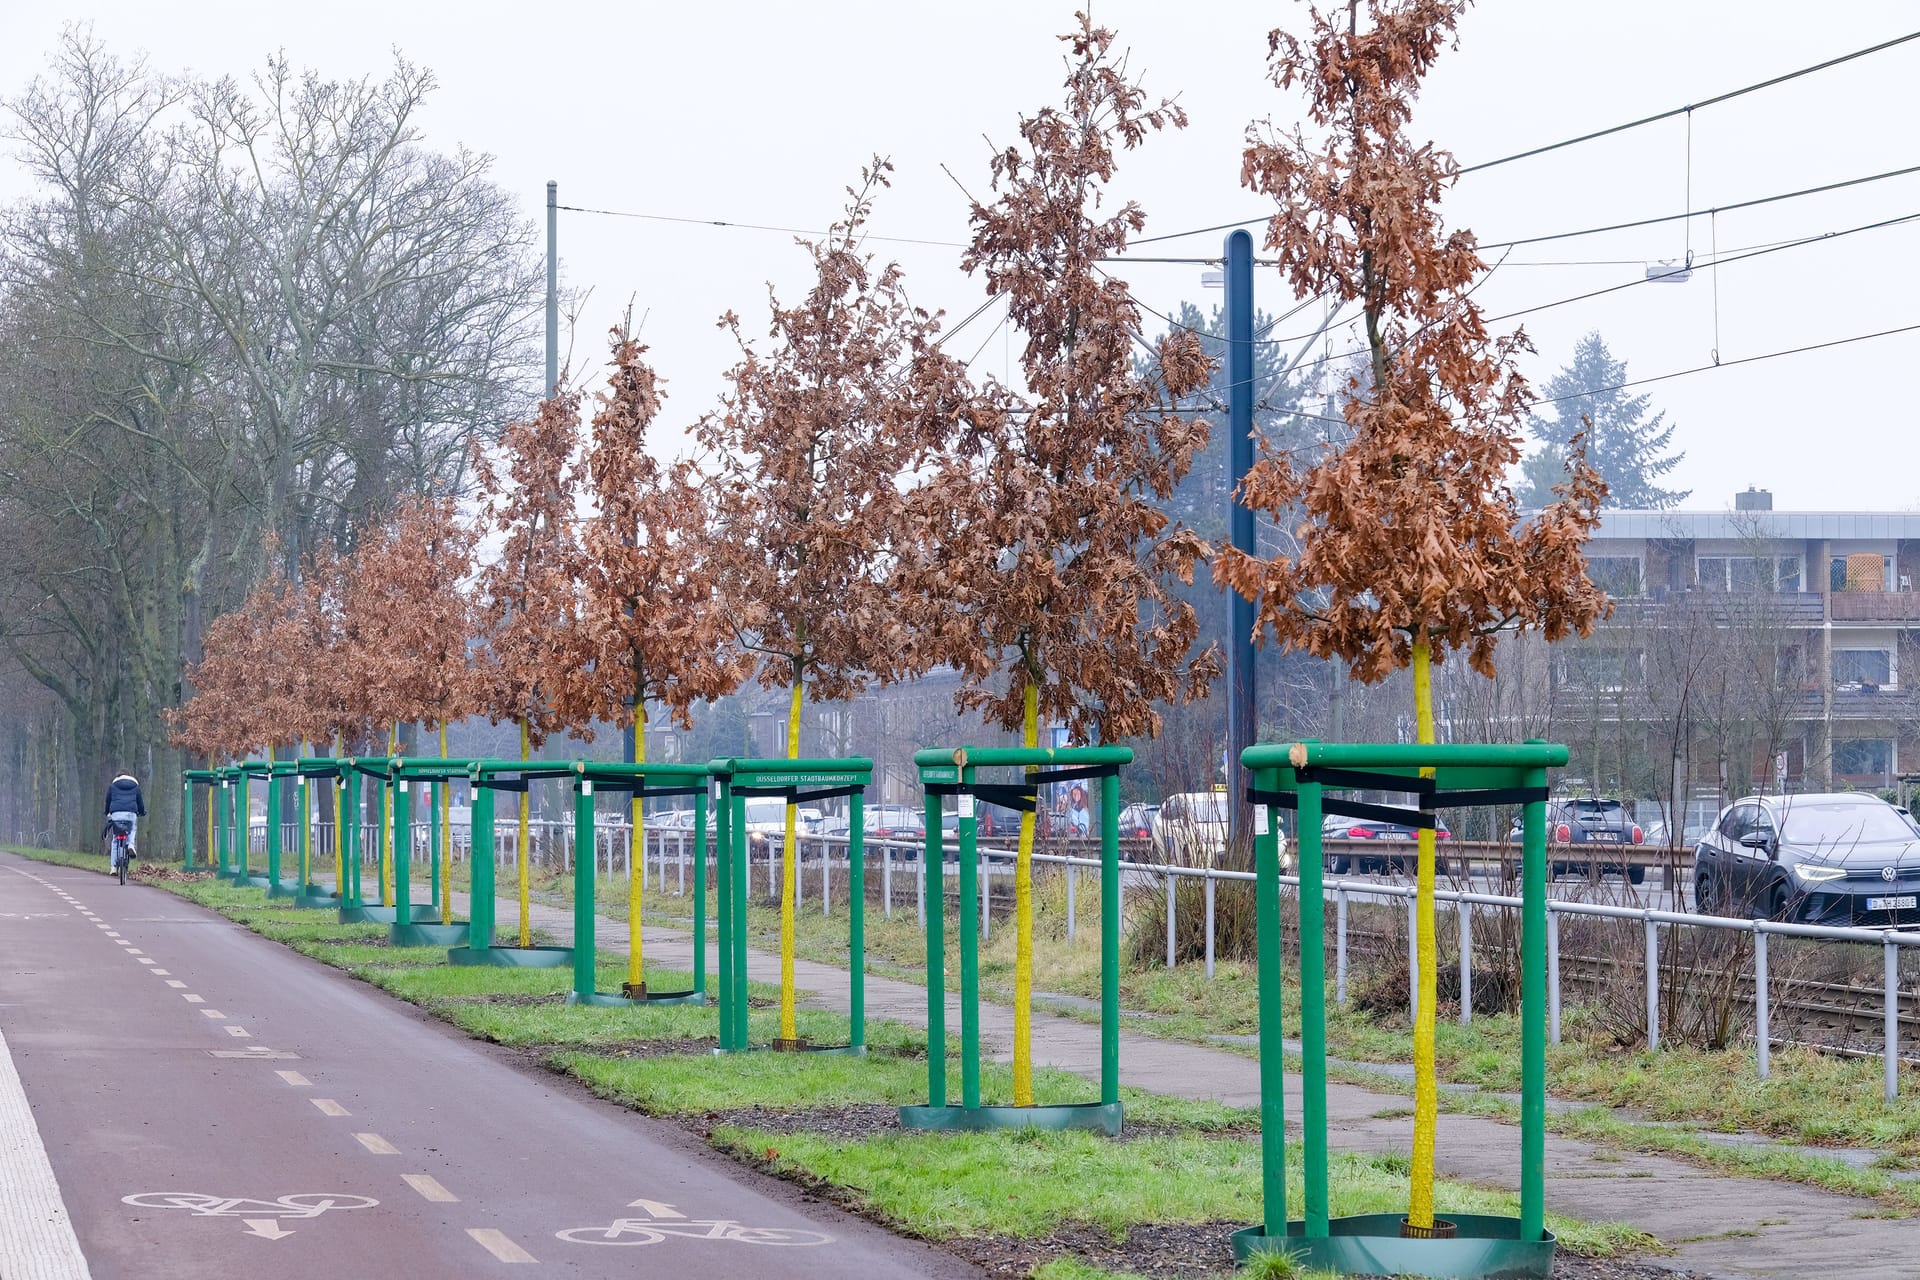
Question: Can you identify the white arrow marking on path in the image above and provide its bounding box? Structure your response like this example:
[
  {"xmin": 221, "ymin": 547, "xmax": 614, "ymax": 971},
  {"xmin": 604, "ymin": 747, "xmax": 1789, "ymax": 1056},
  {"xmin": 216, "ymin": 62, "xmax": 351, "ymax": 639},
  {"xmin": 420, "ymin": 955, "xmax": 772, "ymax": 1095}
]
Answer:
[
  {"xmin": 241, "ymin": 1219, "xmax": 293, "ymax": 1241},
  {"xmin": 626, "ymin": 1199, "xmax": 684, "ymax": 1219}
]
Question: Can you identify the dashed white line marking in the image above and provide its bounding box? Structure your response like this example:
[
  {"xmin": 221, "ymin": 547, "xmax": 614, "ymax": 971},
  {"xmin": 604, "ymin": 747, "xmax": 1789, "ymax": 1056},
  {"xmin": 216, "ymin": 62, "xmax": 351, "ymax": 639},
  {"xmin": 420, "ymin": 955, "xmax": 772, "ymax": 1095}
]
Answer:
[
  {"xmin": 276, "ymin": 1071, "xmax": 312, "ymax": 1087},
  {"xmin": 0, "ymin": 1027, "xmax": 91, "ymax": 1278},
  {"xmin": 136, "ymin": 958, "xmax": 158, "ymax": 966},
  {"xmin": 149, "ymin": 969, "xmax": 170, "ymax": 976},
  {"xmin": 103, "ymin": 932, "xmax": 120, "ymax": 938},
  {"xmin": 200, "ymin": 1010, "xmax": 226, "ymax": 1019},
  {"xmin": 311, "ymin": 1099, "xmax": 350, "ymax": 1117},
  {"xmin": 183, "ymin": 995, "xmax": 204, "ymax": 1004},
  {"xmin": 466, "ymin": 1228, "xmax": 535, "ymax": 1263},
  {"xmin": 164, "ymin": 980, "xmax": 187, "ymax": 988},
  {"xmin": 402, "ymin": 1173, "xmax": 458, "ymax": 1202},
  {"xmin": 224, "ymin": 1025, "xmax": 251, "ymax": 1037},
  {"xmin": 354, "ymin": 1132, "xmax": 400, "ymax": 1155}
]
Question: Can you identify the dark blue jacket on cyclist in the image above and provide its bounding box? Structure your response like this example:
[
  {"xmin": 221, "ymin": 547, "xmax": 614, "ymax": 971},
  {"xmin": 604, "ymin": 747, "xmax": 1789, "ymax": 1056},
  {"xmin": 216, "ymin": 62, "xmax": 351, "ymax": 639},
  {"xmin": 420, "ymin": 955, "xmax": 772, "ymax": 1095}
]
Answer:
[{"xmin": 104, "ymin": 774, "xmax": 146, "ymax": 817}]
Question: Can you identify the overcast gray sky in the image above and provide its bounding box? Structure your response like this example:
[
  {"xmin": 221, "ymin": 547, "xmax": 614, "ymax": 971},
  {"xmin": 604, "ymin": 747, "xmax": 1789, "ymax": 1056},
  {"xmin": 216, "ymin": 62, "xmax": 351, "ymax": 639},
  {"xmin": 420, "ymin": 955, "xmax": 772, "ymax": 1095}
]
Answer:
[{"xmin": 5, "ymin": 1, "xmax": 1915, "ymax": 511}]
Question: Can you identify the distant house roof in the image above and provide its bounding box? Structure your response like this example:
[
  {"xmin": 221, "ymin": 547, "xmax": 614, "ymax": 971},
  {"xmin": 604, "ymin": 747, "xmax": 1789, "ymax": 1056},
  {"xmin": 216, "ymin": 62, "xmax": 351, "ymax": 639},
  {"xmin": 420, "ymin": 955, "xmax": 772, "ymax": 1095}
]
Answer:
[{"xmin": 1590, "ymin": 511, "xmax": 1920, "ymax": 541}]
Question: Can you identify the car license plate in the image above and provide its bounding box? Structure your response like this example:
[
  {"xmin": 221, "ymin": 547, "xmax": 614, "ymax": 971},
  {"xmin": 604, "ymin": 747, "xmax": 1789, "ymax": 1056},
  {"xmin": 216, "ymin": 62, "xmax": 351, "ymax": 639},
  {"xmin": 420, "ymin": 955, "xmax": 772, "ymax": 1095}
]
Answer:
[
  {"xmin": 1867, "ymin": 896, "xmax": 1917, "ymax": 912},
  {"xmin": 1586, "ymin": 831, "xmax": 1620, "ymax": 842}
]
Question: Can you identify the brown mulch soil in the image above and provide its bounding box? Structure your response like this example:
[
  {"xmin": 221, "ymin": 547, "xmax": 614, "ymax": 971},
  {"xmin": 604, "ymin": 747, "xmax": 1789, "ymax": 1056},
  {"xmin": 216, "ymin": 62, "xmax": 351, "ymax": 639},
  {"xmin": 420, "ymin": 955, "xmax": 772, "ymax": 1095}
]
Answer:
[
  {"xmin": 699, "ymin": 1103, "xmax": 902, "ymax": 1141},
  {"xmin": 950, "ymin": 1221, "xmax": 1707, "ymax": 1279},
  {"xmin": 136, "ymin": 866, "xmax": 217, "ymax": 883}
]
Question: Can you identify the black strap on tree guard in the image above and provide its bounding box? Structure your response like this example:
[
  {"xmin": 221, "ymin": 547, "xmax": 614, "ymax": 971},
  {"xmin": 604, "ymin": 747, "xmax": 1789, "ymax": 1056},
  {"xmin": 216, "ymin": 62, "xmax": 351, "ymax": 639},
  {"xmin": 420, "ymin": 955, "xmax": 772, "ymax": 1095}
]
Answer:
[
  {"xmin": 1249, "ymin": 768, "xmax": 1551, "ymax": 831},
  {"xmin": 575, "ymin": 775, "xmax": 707, "ymax": 800},
  {"xmin": 296, "ymin": 765, "xmax": 342, "ymax": 781},
  {"xmin": 732, "ymin": 784, "xmax": 866, "ymax": 805},
  {"xmin": 475, "ymin": 776, "xmax": 528, "ymax": 793},
  {"xmin": 926, "ymin": 761, "xmax": 1122, "ymax": 815}
]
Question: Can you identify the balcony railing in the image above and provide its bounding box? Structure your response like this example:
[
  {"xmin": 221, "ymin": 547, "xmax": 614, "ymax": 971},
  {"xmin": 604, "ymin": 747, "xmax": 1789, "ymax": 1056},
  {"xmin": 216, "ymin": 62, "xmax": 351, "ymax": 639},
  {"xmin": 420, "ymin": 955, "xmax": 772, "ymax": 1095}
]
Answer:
[
  {"xmin": 1604, "ymin": 590, "xmax": 1825, "ymax": 626},
  {"xmin": 1830, "ymin": 590, "xmax": 1920, "ymax": 622}
]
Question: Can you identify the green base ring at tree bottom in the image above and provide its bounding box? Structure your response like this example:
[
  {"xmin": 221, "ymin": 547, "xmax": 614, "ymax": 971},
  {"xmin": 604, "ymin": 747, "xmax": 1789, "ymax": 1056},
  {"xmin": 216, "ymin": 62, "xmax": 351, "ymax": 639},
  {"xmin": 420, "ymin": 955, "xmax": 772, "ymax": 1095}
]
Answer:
[
  {"xmin": 565, "ymin": 989, "xmax": 706, "ymax": 1007},
  {"xmin": 445, "ymin": 944, "xmax": 574, "ymax": 968},
  {"xmin": 897, "ymin": 1101, "xmax": 1122, "ymax": 1135},
  {"xmin": 1230, "ymin": 1214, "xmax": 1556, "ymax": 1278},
  {"xmin": 339, "ymin": 903, "xmax": 439, "ymax": 925},
  {"xmin": 289, "ymin": 888, "xmax": 338, "ymax": 910},
  {"xmin": 389, "ymin": 921, "xmax": 472, "ymax": 947},
  {"xmin": 267, "ymin": 879, "xmax": 319, "ymax": 900}
]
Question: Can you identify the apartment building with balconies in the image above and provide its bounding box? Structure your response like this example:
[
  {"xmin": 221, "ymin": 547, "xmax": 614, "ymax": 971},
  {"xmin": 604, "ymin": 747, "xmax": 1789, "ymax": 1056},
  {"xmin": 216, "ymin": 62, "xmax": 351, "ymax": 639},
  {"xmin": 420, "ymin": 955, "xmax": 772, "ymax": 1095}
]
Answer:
[{"xmin": 1563, "ymin": 488, "xmax": 1920, "ymax": 792}]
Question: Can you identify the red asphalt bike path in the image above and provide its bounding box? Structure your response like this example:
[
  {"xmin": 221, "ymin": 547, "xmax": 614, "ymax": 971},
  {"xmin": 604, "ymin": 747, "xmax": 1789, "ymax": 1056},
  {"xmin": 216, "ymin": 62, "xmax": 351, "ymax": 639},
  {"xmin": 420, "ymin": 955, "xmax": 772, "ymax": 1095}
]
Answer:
[{"xmin": 0, "ymin": 852, "xmax": 981, "ymax": 1279}]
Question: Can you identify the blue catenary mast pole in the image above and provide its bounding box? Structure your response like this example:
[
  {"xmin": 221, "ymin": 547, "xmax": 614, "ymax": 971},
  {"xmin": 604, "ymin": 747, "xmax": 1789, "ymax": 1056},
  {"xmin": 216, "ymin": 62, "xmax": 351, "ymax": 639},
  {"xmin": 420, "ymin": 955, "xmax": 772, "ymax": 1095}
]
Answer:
[
  {"xmin": 1225, "ymin": 230, "xmax": 1257, "ymax": 851},
  {"xmin": 545, "ymin": 181, "xmax": 559, "ymax": 395}
]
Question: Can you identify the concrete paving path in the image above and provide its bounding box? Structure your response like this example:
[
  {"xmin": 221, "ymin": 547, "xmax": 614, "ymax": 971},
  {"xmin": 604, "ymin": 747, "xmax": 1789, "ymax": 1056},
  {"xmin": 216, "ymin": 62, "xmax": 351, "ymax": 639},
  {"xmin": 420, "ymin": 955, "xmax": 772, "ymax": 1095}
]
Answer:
[
  {"xmin": 0, "ymin": 853, "xmax": 979, "ymax": 1280},
  {"xmin": 459, "ymin": 883, "xmax": 1920, "ymax": 1280}
]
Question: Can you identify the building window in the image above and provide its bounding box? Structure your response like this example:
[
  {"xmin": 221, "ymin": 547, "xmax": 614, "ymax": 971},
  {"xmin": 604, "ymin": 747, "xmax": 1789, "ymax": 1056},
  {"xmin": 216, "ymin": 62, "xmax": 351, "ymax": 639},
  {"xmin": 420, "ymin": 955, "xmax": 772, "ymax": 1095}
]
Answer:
[
  {"xmin": 1554, "ymin": 648, "xmax": 1640, "ymax": 690},
  {"xmin": 1833, "ymin": 649, "xmax": 1893, "ymax": 689},
  {"xmin": 1833, "ymin": 738, "xmax": 1894, "ymax": 777},
  {"xmin": 1698, "ymin": 555, "xmax": 1801, "ymax": 592},
  {"xmin": 1831, "ymin": 554, "xmax": 1891, "ymax": 592},
  {"xmin": 1584, "ymin": 555, "xmax": 1641, "ymax": 598}
]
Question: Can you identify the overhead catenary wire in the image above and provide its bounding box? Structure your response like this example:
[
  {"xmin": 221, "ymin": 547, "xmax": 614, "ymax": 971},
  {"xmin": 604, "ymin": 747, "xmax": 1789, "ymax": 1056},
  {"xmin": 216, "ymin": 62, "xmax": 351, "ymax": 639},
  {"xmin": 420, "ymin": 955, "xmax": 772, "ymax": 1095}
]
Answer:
[{"xmin": 1123, "ymin": 29, "xmax": 1920, "ymax": 249}]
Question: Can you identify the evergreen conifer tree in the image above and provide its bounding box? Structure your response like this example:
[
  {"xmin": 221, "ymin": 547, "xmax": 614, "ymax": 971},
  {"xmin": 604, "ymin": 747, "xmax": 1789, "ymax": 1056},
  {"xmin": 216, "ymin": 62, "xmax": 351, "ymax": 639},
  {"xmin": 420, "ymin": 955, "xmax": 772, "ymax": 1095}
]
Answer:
[{"xmin": 1521, "ymin": 331, "xmax": 1688, "ymax": 508}]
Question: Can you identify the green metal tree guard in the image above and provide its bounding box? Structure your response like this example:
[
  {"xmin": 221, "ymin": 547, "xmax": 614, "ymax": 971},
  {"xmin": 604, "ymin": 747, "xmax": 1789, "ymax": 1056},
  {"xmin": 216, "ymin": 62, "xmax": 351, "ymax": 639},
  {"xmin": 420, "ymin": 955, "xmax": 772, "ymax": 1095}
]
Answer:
[
  {"xmin": 710, "ymin": 757, "xmax": 871, "ymax": 1054},
  {"xmin": 1232, "ymin": 739, "xmax": 1563, "ymax": 1279},
  {"xmin": 901, "ymin": 745, "xmax": 1130, "ymax": 1135},
  {"xmin": 182, "ymin": 769, "xmax": 214, "ymax": 870},
  {"xmin": 287, "ymin": 759, "xmax": 343, "ymax": 908},
  {"xmin": 564, "ymin": 760, "xmax": 714, "ymax": 1006},
  {"xmin": 385, "ymin": 757, "xmax": 474, "ymax": 946},
  {"xmin": 444, "ymin": 759, "xmax": 576, "ymax": 967},
  {"xmin": 336, "ymin": 757, "xmax": 427, "ymax": 924},
  {"xmin": 215, "ymin": 768, "xmax": 236, "ymax": 877},
  {"xmin": 227, "ymin": 764, "xmax": 257, "ymax": 885}
]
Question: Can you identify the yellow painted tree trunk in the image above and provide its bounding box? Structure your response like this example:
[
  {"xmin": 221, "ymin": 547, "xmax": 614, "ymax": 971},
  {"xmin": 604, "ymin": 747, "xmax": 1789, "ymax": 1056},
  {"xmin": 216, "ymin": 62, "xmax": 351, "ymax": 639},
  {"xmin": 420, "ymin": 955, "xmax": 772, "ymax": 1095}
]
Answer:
[
  {"xmin": 439, "ymin": 722, "xmax": 452, "ymax": 925},
  {"xmin": 382, "ymin": 725, "xmax": 398, "ymax": 903},
  {"xmin": 1013, "ymin": 682, "xmax": 1040, "ymax": 1106},
  {"xmin": 299, "ymin": 739, "xmax": 312, "ymax": 889},
  {"xmin": 1408, "ymin": 634, "xmax": 1440, "ymax": 1227},
  {"xmin": 331, "ymin": 735, "xmax": 343, "ymax": 899},
  {"xmin": 779, "ymin": 679, "xmax": 802, "ymax": 1042},
  {"xmin": 629, "ymin": 714, "xmax": 647, "ymax": 991},
  {"xmin": 517, "ymin": 719, "xmax": 532, "ymax": 948}
]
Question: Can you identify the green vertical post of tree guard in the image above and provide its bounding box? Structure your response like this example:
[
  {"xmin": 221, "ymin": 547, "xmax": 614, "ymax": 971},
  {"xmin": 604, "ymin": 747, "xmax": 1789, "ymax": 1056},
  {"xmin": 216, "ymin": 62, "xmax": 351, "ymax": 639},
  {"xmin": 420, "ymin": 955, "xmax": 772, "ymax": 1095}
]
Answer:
[
  {"xmin": 1100, "ymin": 769, "xmax": 1121, "ymax": 1107},
  {"xmin": 1522, "ymin": 758, "xmax": 1549, "ymax": 1243},
  {"xmin": 392, "ymin": 772, "xmax": 412, "ymax": 927},
  {"xmin": 298, "ymin": 773, "xmax": 311, "ymax": 888},
  {"xmin": 266, "ymin": 764, "xmax": 283, "ymax": 888},
  {"xmin": 468, "ymin": 782, "xmax": 496, "ymax": 949},
  {"xmin": 1253, "ymin": 762, "xmax": 1288, "ymax": 1243},
  {"xmin": 572, "ymin": 778, "xmax": 595, "ymax": 1000},
  {"xmin": 849, "ymin": 786, "xmax": 866, "ymax": 1050},
  {"xmin": 691, "ymin": 788, "xmax": 708, "ymax": 996},
  {"xmin": 1297, "ymin": 772, "xmax": 1330, "ymax": 1238},
  {"xmin": 730, "ymin": 785, "xmax": 749, "ymax": 1050},
  {"xmin": 429, "ymin": 779, "xmax": 443, "ymax": 915},
  {"xmin": 214, "ymin": 779, "xmax": 228, "ymax": 875},
  {"xmin": 923, "ymin": 781, "xmax": 946, "ymax": 1106},
  {"xmin": 342, "ymin": 766, "xmax": 361, "ymax": 908},
  {"xmin": 958, "ymin": 758, "xmax": 981, "ymax": 1110},
  {"xmin": 181, "ymin": 779, "xmax": 195, "ymax": 870},
  {"xmin": 236, "ymin": 771, "xmax": 251, "ymax": 882},
  {"xmin": 715, "ymin": 776, "xmax": 734, "ymax": 1051}
]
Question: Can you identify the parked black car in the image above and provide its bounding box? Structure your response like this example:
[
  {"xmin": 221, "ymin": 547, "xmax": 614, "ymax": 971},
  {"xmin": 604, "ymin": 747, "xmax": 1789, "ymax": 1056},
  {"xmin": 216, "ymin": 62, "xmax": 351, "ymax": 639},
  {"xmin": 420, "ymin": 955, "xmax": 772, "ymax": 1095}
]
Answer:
[
  {"xmin": 1513, "ymin": 798, "xmax": 1646, "ymax": 884},
  {"xmin": 1323, "ymin": 814, "xmax": 1451, "ymax": 875},
  {"xmin": 1692, "ymin": 792, "xmax": 1920, "ymax": 925}
]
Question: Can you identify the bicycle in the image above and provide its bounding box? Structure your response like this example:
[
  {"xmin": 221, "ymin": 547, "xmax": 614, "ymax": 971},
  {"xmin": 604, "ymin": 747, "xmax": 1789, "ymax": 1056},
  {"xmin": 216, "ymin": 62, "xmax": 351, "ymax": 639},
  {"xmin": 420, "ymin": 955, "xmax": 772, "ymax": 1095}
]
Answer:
[
  {"xmin": 107, "ymin": 819, "xmax": 134, "ymax": 885},
  {"xmin": 555, "ymin": 1218, "xmax": 832, "ymax": 1247}
]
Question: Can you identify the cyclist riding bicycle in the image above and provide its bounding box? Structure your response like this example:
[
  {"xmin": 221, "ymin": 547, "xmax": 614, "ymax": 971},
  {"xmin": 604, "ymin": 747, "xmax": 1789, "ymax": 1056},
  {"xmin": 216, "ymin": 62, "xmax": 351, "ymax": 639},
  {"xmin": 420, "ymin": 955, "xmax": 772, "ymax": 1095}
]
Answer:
[{"xmin": 103, "ymin": 771, "xmax": 146, "ymax": 870}]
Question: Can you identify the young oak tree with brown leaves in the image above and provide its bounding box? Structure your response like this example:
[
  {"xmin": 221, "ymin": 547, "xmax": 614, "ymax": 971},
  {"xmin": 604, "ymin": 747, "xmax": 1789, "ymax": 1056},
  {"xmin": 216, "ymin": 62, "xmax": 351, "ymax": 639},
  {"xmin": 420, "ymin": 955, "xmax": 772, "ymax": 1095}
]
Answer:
[
  {"xmin": 1213, "ymin": 0, "xmax": 1609, "ymax": 1229},
  {"xmin": 475, "ymin": 389, "xmax": 587, "ymax": 947},
  {"xmin": 556, "ymin": 326, "xmax": 748, "ymax": 996},
  {"xmin": 697, "ymin": 159, "xmax": 974, "ymax": 1045},
  {"xmin": 337, "ymin": 498, "xmax": 482, "ymax": 921},
  {"xmin": 906, "ymin": 14, "xmax": 1217, "ymax": 1108}
]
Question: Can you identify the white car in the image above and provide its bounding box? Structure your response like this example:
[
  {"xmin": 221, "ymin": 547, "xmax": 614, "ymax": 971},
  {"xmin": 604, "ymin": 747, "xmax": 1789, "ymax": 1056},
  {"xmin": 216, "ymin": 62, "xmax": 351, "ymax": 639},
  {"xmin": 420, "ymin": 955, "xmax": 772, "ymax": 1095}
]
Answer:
[{"xmin": 1152, "ymin": 790, "xmax": 1288, "ymax": 866}]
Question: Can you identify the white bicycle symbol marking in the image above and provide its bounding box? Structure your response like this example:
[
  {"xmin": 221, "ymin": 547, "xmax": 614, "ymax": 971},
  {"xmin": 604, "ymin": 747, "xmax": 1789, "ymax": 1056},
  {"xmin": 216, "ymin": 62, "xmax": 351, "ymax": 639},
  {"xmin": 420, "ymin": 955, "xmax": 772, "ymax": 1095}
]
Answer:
[
  {"xmin": 122, "ymin": 1192, "xmax": 379, "ymax": 1219},
  {"xmin": 557, "ymin": 1218, "xmax": 832, "ymax": 1247}
]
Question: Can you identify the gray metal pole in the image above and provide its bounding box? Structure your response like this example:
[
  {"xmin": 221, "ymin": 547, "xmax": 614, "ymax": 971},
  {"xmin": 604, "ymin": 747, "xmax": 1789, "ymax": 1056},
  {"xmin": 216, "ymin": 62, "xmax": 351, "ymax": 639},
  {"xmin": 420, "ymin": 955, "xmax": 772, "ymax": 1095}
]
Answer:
[
  {"xmin": 1204, "ymin": 872, "xmax": 1217, "ymax": 980},
  {"xmin": 1066, "ymin": 860, "xmax": 1077, "ymax": 942},
  {"xmin": 1223, "ymin": 230, "xmax": 1257, "ymax": 845},
  {"xmin": 1335, "ymin": 888, "xmax": 1349, "ymax": 1005},
  {"xmin": 1645, "ymin": 917, "xmax": 1661, "ymax": 1052},
  {"xmin": 1754, "ymin": 928, "xmax": 1771, "ymax": 1079},
  {"xmin": 1547, "ymin": 908, "xmax": 1562, "ymax": 1045},
  {"xmin": 545, "ymin": 181, "xmax": 559, "ymax": 395},
  {"xmin": 1886, "ymin": 939, "xmax": 1900, "ymax": 1102},
  {"xmin": 1166, "ymin": 875, "xmax": 1177, "ymax": 969},
  {"xmin": 1458, "ymin": 902, "xmax": 1473, "ymax": 1025}
]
